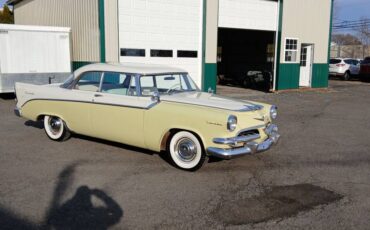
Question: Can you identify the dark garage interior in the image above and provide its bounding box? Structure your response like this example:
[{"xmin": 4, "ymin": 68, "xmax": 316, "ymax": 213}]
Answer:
[{"xmin": 217, "ymin": 28, "xmax": 276, "ymax": 92}]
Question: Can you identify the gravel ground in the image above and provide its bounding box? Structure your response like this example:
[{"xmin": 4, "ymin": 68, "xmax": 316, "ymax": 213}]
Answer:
[{"xmin": 0, "ymin": 80, "xmax": 369, "ymax": 230}]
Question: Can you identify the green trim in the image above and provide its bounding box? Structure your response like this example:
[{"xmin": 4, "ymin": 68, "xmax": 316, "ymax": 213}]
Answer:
[
  {"xmin": 201, "ymin": 0, "xmax": 207, "ymax": 92},
  {"xmin": 72, "ymin": 62, "xmax": 94, "ymax": 71},
  {"xmin": 201, "ymin": 0, "xmax": 217, "ymax": 92},
  {"xmin": 276, "ymin": 63, "xmax": 300, "ymax": 90},
  {"xmin": 275, "ymin": 0, "xmax": 284, "ymax": 91},
  {"xmin": 312, "ymin": 63, "xmax": 329, "ymax": 88},
  {"xmin": 203, "ymin": 63, "xmax": 217, "ymax": 92},
  {"xmin": 98, "ymin": 0, "xmax": 106, "ymax": 63}
]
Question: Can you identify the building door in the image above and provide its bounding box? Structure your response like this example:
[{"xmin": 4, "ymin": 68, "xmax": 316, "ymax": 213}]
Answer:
[
  {"xmin": 299, "ymin": 44, "xmax": 314, "ymax": 87},
  {"xmin": 117, "ymin": 0, "xmax": 203, "ymax": 88}
]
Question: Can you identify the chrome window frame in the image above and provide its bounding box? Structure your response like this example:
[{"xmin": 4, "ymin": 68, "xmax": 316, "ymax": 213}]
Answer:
[{"xmin": 137, "ymin": 72, "xmax": 198, "ymax": 97}]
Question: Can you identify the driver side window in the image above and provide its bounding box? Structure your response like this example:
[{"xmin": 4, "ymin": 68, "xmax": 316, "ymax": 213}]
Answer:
[{"xmin": 75, "ymin": 72, "xmax": 102, "ymax": 92}]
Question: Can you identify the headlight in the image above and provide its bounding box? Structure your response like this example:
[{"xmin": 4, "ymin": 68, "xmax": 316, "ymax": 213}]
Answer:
[
  {"xmin": 270, "ymin": 105, "xmax": 278, "ymax": 120},
  {"xmin": 227, "ymin": 115, "xmax": 237, "ymax": 132}
]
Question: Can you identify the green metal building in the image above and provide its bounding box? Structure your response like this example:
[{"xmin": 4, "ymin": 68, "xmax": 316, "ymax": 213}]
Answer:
[{"xmin": 8, "ymin": 0, "xmax": 333, "ymax": 91}]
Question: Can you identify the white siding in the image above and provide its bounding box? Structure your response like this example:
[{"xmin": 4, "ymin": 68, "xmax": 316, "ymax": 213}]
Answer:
[
  {"xmin": 281, "ymin": 0, "xmax": 331, "ymax": 63},
  {"xmin": 105, "ymin": 0, "xmax": 119, "ymax": 63},
  {"xmin": 218, "ymin": 0, "xmax": 278, "ymax": 31},
  {"xmin": 118, "ymin": 0, "xmax": 203, "ymax": 87},
  {"xmin": 0, "ymin": 25, "xmax": 71, "ymax": 74},
  {"xmin": 13, "ymin": 0, "xmax": 100, "ymax": 62}
]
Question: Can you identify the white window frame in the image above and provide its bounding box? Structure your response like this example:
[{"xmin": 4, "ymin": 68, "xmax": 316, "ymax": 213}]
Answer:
[{"xmin": 284, "ymin": 38, "xmax": 299, "ymax": 63}]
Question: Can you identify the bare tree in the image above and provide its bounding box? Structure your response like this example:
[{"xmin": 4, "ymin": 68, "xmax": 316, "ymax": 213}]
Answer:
[
  {"xmin": 354, "ymin": 17, "xmax": 370, "ymax": 45},
  {"xmin": 332, "ymin": 34, "xmax": 362, "ymax": 46}
]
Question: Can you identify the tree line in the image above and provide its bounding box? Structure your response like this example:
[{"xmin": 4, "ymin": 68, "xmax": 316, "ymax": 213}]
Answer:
[{"xmin": 0, "ymin": 4, "xmax": 14, "ymax": 24}]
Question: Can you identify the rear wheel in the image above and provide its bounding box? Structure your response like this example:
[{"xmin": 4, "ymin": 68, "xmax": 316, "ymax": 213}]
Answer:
[
  {"xmin": 44, "ymin": 115, "xmax": 71, "ymax": 141},
  {"xmin": 168, "ymin": 131, "xmax": 206, "ymax": 171},
  {"xmin": 343, "ymin": 71, "xmax": 351, "ymax": 81}
]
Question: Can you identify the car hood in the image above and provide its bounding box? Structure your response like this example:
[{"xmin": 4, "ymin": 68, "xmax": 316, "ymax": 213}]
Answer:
[{"xmin": 161, "ymin": 92, "xmax": 264, "ymax": 112}]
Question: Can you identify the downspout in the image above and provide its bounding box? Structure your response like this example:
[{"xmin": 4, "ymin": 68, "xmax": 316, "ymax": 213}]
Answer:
[
  {"xmin": 201, "ymin": 0, "xmax": 207, "ymax": 91},
  {"xmin": 274, "ymin": 0, "xmax": 284, "ymax": 91},
  {"xmin": 272, "ymin": 0, "xmax": 280, "ymax": 91}
]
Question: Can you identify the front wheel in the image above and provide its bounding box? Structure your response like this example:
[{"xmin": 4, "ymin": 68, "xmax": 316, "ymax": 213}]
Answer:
[
  {"xmin": 168, "ymin": 131, "xmax": 206, "ymax": 171},
  {"xmin": 44, "ymin": 115, "xmax": 71, "ymax": 141}
]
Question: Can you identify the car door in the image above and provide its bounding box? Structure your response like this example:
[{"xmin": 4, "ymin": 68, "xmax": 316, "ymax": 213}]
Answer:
[
  {"xmin": 90, "ymin": 72, "xmax": 155, "ymax": 148},
  {"xmin": 350, "ymin": 60, "xmax": 360, "ymax": 75},
  {"xmin": 66, "ymin": 71, "xmax": 103, "ymax": 135}
]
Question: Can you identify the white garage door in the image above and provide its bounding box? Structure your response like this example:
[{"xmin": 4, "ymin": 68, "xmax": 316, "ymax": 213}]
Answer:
[
  {"xmin": 219, "ymin": 0, "xmax": 278, "ymax": 31},
  {"xmin": 118, "ymin": 0, "xmax": 203, "ymax": 87}
]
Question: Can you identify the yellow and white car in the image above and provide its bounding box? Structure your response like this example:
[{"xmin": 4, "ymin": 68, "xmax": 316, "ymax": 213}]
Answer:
[{"xmin": 14, "ymin": 63, "xmax": 280, "ymax": 171}]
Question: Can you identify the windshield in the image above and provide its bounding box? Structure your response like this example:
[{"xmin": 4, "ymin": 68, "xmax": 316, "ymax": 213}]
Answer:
[
  {"xmin": 60, "ymin": 74, "xmax": 75, "ymax": 88},
  {"xmin": 140, "ymin": 73, "xmax": 199, "ymax": 96}
]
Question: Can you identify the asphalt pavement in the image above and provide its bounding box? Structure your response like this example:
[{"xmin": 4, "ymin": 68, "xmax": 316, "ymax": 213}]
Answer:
[{"xmin": 0, "ymin": 80, "xmax": 369, "ymax": 229}]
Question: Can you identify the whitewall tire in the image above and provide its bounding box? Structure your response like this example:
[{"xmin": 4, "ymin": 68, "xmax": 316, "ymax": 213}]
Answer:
[
  {"xmin": 168, "ymin": 131, "xmax": 206, "ymax": 171},
  {"xmin": 44, "ymin": 115, "xmax": 71, "ymax": 141}
]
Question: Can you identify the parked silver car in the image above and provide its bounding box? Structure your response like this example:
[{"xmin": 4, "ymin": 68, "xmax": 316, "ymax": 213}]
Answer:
[{"xmin": 329, "ymin": 58, "xmax": 361, "ymax": 80}]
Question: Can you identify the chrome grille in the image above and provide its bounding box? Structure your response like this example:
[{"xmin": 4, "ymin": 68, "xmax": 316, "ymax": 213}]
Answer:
[{"xmin": 238, "ymin": 129, "xmax": 259, "ymax": 137}]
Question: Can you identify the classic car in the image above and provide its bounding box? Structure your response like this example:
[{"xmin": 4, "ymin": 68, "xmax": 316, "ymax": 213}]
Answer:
[{"xmin": 14, "ymin": 63, "xmax": 280, "ymax": 171}]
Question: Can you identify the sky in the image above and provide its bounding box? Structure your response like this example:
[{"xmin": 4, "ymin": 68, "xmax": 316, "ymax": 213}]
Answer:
[
  {"xmin": 335, "ymin": 0, "xmax": 370, "ymax": 22},
  {"xmin": 0, "ymin": 0, "xmax": 6, "ymax": 8}
]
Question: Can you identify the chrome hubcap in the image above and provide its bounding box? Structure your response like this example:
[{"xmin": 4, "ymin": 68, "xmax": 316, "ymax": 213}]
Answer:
[
  {"xmin": 48, "ymin": 117, "xmax": 62, "ymax": 135},
  {"xmin": 175, "ymin": 138, "xmax": 197, "ymax": 162}
]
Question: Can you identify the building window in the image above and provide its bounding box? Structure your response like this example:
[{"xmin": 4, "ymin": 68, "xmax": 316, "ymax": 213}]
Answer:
[
  {"xmin": 284, "ymin": 39, "xmax": 298, "ymax": 62},
  {"xmin": 177, "ymin": 50, "xmax": 198, "ymax": 58},
  {"xmin": 300, "ymin": 46, "xmax": 307, "ymax": 66},
  {"xmin": 121, "ymin": 48, "xmax": 145, "ymax": 57},
  {"xmin": 150, "ymin": 50, "xmax": 173, "ymax": 57}
]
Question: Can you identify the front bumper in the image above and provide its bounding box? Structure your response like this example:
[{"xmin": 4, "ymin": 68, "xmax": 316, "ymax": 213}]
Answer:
[
  {"xmin": 14, "ymin": 107, "xmax": 21, "ymax": 117},
  {"xmin": 207, "ymin": 124, "xmax": 280, "ymax": 160}
]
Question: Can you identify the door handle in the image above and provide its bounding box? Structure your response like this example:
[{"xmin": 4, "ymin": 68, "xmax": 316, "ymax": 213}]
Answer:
[{"xmin": 94, "ymin": 94, "xmax": 103, "ymax": 97}]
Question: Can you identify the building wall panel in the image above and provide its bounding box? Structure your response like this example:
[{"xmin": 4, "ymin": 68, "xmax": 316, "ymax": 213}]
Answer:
[
  {"xmin": 280, "ymin": 0, "xmax": 331, "ymax": 63},
  {"xmin": 104, "ymin": 0, "xmax": 119, "ymax": 63},
  {"xmin": 14, "ymin": 0, "xmax": 100, "ymax": 62}
]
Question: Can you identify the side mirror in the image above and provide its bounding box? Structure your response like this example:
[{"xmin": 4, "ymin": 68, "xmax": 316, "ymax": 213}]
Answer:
[{"xmin": 151, "ymin": 91, "xmax": 160, "ymax": 103}]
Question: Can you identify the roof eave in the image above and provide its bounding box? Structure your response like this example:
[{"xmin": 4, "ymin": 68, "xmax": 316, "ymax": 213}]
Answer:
[{"xmin": 6, "ymin": 0, "xmax": 23, "ymax": 6}]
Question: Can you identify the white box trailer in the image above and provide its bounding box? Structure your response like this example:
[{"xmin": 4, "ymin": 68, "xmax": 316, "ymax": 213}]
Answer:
[{"xmin": 0, "ymin": 24, "xmax": 72, "ymax": 93}]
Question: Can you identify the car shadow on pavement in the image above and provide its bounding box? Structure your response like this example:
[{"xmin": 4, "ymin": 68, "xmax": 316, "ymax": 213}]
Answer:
[
  {"xmin": 24, "ymin": 120, "xmax": 44, "ymax": 129},
  {"xmin": 0, "ymin": 162, "xmax": 124, "ymax": 230},
  {"xmin": 74, "ymin": 134, "xmax": 156, "ymax": 156}
]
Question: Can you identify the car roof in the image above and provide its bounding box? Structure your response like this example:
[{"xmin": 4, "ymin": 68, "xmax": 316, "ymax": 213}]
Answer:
[{"xmin": 74, "ymin": 63, "xmax": 187, "ymax": 76}]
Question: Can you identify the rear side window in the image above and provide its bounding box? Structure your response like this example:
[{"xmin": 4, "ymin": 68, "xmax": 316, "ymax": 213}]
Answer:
[{"xmin": 330, "ymin": 59, "xmax": 341, "ymax": 64}]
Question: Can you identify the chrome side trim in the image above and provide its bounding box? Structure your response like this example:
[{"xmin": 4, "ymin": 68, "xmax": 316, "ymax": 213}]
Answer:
[
  {"xmin": 21, "ymin": 98, "xmax": 153, "ymax": 110},
  {"xmin": 161, "ymin": 100, "xmax": 263, "ymax": 112}
]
